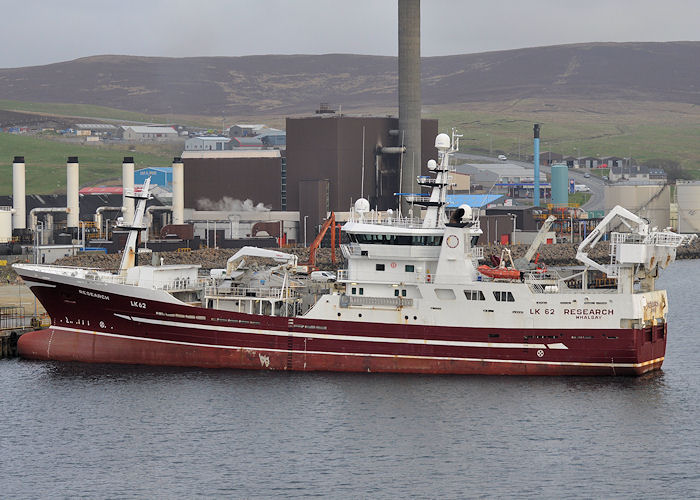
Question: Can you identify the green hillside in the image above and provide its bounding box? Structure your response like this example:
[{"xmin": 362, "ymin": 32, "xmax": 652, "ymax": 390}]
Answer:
[
  {"xmin": 0, "ymin": 133, "xmax": 179, "ymax": 195},
  {"xmin": 429, "ymin": 99, "xmax": 700, "ymax": 177},
  {"xmin": 0, "ymin": 99, "xmax": 162, "ymax": 124}
]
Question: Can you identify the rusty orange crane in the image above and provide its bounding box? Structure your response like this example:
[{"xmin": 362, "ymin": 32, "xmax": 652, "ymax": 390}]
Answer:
[{"xmin": 305, "ymin": 212, "xmax": 337, "ymax": 269}]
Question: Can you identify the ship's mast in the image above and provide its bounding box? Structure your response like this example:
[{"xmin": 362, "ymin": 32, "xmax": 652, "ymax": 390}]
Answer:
[
  {"xmin": 419, "ymin": 130, "xmax": 459, "ymax": 228},
  {"xmin": 119, "ymin": 177, "xmax": 152, "ymax": 275}
]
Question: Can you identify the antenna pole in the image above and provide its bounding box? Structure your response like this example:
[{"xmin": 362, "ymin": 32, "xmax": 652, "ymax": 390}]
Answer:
[
  {"xmin": 361, "ymin": 126, "xmax": 365, "ymax": 199},
  {"xmin": 398, "ymin": 130, "xmax": 405, "ymax": 218}
]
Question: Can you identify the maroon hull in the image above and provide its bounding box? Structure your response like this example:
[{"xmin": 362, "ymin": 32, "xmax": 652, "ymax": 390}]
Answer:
[
  {"xmin": 18, "ymin": 327, "xmax": 663, "ymax": 376},
  {"xmin": 18, "ymin": 275, "xmax": 667, "ymax": 376}
]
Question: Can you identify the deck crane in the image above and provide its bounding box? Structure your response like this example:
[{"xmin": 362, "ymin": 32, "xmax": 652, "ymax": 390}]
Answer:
[
  {"xmin": 576, "ymin": 205, "xmax": 696, "ymax": 292},
  {"xmin": 305, "ymin": 212, "xmax": 337, "ymax": 270},
  {"xmin": 514, "ymin": 215, "xmax": 556, "ymax": 270}
]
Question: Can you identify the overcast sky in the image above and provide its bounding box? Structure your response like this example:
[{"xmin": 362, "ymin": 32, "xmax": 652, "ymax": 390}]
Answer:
[{"xmin": 2, "ymin": 0, "xmax": 698, "ymax": 68}]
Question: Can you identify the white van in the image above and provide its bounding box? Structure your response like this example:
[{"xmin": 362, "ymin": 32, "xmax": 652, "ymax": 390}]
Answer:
[{"xmin": 310, "ymin": 271, "xmax": 336, "ymax": 282}]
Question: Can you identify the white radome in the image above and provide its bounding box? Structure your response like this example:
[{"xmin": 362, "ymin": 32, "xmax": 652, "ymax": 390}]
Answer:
[
  {"xmin": 354, "ymin": 198, "xmax": 370, "ymax": 214},
  {"xmin": 434, "ymin": 133, "xmax": 450, "ymax": 151}
]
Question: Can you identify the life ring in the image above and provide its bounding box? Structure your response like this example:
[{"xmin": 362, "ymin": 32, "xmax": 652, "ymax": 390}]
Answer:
[{"xmin": 391, "ymin": 262, "xmax": 397, "ymax": 269}]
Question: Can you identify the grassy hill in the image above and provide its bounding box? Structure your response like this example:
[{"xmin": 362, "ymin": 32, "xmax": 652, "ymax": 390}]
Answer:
[
  {"xmin": 427, "ymin": 99, "xmax": 700, "ymax": 175},
  {"xmin": 0, "ymin": 133, "xmax": 180, "ymax": 195},
  {"xmin": 0, "ymin": 42, "xmax": 697, "ymax": 115},
  {"xmin": 1, "ymin": 41, "xmax": 698, "ymax": 189}
]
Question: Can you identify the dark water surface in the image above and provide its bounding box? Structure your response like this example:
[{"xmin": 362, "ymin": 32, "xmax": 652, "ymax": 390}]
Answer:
[{"xmin": 2, "ymin": 261, "xmax": 699, "ymax": 499}]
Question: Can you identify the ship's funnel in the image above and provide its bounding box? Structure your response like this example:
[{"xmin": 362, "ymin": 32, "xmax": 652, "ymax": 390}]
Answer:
[
  {"xmin": 12, "ymin": 156, "xmax": 26, "ymax": 230},
  {"xmin": 533, "ymin": 124, "xmax": 540, "ymax": 207},
  {"xmin": 122, "ymin": 156, "xmax": 135, "ymax": 223},
  {"xmin": 172, "ymin": 157, "xmax": 184, "ymax": 225},
  {"xmin": 67, "ymin": 156, "xmax": 79, "ymax": 229}
]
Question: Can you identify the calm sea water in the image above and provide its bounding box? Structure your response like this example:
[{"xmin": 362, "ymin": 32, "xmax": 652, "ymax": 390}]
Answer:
[{"xmin": 1, "ymin": 261, "xmax": 699, "ymax": 499}]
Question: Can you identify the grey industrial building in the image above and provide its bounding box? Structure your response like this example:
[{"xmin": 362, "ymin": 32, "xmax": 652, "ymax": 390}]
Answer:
[
  {"xmin": 181, "ymin": 150, "xmax": 284, "ymax": 211},
  {"xmin": 285, "ymin": 115, "xmax": 438, "ymax": 233}
]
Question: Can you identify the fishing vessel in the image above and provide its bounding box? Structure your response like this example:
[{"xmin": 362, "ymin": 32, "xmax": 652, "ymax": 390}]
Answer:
[{"xmin": 15, "ymin": 132, "xmax": 694, "ymax": 375}]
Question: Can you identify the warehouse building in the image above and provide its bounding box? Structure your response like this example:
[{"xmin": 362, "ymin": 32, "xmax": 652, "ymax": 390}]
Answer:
[
  {"xmin": 181, "ymin": 150, "xmax": 284, "ymax": 212},
  {"xmin": 229, "ymin": 124, "xmax": 267, "ymax": 137},
  {"xmin": 185, "ymin": 136, "xmax": 231, "ymax": 151},
  {"xmin": 121, "ymin": 126, "xmax": 181, "ymax": 142}
]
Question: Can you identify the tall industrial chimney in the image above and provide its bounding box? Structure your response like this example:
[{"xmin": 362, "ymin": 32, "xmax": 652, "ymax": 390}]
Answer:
[
  {"xmin": 533, "ymin": 124, "xmax": 540, "ymax": 207},
  {"xmin": 172, "ymin": 157, "xmax": 184, "ymax": 225},
  {"xmin": 66, "ymin": 156, "xmax": 79, "ymax": 229},
  {"xmin": 12, "ymin": 156, "xmax": 26, "ymax": 230},
  {"xmin": 398, "ymin": 0, "xmax": 421, "ymax": 215},
  {"xmin": 122, "ymin": 156, "xmax": 135, "ymax": 224}
]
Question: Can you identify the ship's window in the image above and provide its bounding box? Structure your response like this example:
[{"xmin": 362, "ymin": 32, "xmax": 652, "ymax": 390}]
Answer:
[
  {"xmin": 361, "ymin": 251, "xmax": 368, "ymax": 256},
  {"xmin": 352, "ymin": 234, "xmax": 443, "ymax": 246},
  {"xmin": 394, "ymin": 289, "xmax": 399, "ymax": 297},
  {"xmin": 435, "ymin": 288, "xmax": 456, "ymax": 300},
  {"xmin": 405, "ymin": 265, "xmax": 415, "ymax": 272},
  {"xmin": 376, "ymin": 264, "xmax": 385, "ymax": 271},
  {"xmin": 402, "ymin": 289, "xmax": 407, "ymax": 297},
  {"xmin": 351, "ymin": 287, "xmax": 356, "ymax": 295},
  {"xmin": 493, "ymin": 291, "xmax": 515, "ymax": 302},
  {"xmin": 464, "ymin": 290, "xmax": 485, "ymax": 301},
  {"xmin": 359, "ymin": 288, "xmax": 364, "ymax": 295}
]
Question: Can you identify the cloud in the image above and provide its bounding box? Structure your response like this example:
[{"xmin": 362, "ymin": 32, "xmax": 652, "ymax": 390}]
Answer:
[{"xmin": 1, "ymin": 0, "xmax": 698, "ymax": 68}]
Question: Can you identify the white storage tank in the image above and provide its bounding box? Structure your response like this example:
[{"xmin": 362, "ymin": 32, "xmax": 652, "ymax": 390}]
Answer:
[
  {"xmin": 605, "ymin": 183, "xmax": 670, "ymax": 229},
  {"xmin": 677, "ymin": 181, "xmax": 700, "ymax": 233},
  {"xmin": 0, "ymin": 207, "xmax": 13, "ymax": 243}
]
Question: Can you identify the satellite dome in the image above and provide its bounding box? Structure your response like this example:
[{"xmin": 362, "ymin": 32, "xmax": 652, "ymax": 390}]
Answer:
[
  {"xmin": 459, "ymin": 204, "xmax": 473, "ymax": 221},
  {"xmin": 427, "ymin": 159, "xmax": 438, "ymax": 171},
  {"xmin": 354, "ymin": 198, "xmax": 370, "ymax": 213},
  {"xmin": 435, "ymin": 133, "xmax": 450, "ymax": 150}
]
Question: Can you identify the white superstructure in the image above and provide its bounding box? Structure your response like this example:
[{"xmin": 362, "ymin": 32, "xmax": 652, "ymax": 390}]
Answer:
[{"xmin": 303, "ymin": 132, "xmax": 695, "ymax": 333}]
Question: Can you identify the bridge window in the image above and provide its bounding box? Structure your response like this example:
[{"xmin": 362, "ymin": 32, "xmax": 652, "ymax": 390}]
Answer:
[
  {"xmin": 405, "ymin": 265, "xmax": 415, "ymax": 272},
  {"xmin": 376, "ymin": 264, "xmax": 385, "ymax": 271},
  {"xmin": 349, "ymin": 234, "xmax": 443, "ymax": 246}
]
